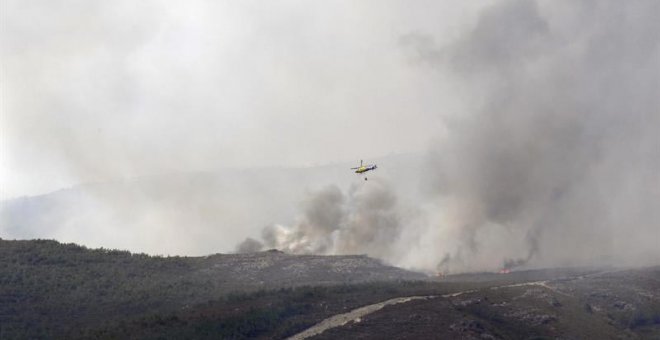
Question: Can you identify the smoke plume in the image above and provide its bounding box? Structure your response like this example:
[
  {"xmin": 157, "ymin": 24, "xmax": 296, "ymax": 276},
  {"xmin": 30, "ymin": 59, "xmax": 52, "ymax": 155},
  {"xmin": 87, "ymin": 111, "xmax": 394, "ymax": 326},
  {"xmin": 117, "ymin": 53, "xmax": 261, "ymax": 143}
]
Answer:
[
  {"xmin": 407, "ymin": 0, "xmax": 660, "ymax": 271},
  {"xmin": 235, "ymin": 237, "xmax": 264, "ymax": 254},
  {"xmin": 3, "ymin": 0, "xmax": 659, "ymax": 274},
  {"xmin": 241, "ymin": 0, "xmax": 659, "ymax": 273},
  {"xmin": 239, "ymin": 180, "xmax": 404, "ymax": 263}
]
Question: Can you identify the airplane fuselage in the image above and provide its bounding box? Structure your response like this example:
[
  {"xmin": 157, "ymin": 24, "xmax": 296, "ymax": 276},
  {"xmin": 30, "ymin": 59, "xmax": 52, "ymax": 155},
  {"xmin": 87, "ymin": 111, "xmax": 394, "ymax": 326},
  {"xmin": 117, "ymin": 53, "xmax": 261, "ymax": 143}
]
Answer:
[{"xmin": 355, "ymin": 165, "xmax": 377, "ymax": 174}]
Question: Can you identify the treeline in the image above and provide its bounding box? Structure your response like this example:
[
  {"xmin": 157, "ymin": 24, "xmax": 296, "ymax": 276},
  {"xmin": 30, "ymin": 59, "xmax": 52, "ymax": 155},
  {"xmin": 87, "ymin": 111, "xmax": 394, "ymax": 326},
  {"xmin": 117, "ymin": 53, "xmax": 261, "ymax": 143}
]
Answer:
[
  {"xmin": 0, "ymin": 239, "xmax": 442, "ymax": 339},
  {"xmin": 0, "ymin": 239, "xmax": 209, "ymax": 339}
]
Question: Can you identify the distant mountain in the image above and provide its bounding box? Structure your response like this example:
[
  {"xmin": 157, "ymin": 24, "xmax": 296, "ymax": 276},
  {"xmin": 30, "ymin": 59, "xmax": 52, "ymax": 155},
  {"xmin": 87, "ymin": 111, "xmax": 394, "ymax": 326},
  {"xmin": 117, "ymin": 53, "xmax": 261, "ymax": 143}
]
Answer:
[{"xmin": 0, "ymin": 153, "xmax": 425, "ymax": 255}]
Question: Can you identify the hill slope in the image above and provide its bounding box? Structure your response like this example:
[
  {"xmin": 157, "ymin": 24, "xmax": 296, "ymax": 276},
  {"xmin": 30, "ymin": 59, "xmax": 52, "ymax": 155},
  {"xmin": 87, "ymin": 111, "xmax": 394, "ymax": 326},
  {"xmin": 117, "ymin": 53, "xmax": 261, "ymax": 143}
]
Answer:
[
  {"xmin": 314, "ymin": 268, "xmax": 660, "ymax": 339},
  {"xmin": 2, "ymin": 239, "xmax": 658, "ymax": 339},
  {"xmin": 0, "ymin": 239, "xmax": 425, "ymax": 338}
]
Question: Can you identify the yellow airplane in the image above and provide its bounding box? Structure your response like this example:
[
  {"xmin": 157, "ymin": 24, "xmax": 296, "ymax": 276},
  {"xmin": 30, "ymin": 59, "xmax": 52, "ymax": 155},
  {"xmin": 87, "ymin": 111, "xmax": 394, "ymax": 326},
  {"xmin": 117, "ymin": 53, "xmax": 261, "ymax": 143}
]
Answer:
[{"xmin": 351, "ymin": 160, "xmax": 378, "ymax": 180}]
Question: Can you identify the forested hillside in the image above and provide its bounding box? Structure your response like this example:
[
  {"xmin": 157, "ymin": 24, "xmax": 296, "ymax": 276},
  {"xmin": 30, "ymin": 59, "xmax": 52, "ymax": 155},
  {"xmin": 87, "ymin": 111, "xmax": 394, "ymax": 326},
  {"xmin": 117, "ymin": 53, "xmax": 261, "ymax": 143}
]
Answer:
[
  {"xmin": 0, "ymin": 238, "xmax": 424, "ymax": 338},
  {"xmin": 2, "ymin": 239, "xmax": 659, "ymax": 339}
]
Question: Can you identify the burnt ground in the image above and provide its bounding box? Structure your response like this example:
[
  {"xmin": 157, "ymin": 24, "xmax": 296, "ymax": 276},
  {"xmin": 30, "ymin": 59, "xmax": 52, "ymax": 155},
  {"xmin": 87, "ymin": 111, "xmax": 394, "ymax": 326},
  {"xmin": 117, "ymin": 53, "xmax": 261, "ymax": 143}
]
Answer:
[
  {"xmin": 78, "ymin": 267, "xmax": 660, "ymax": 339},
  {"xmin": 311, "ymin": 267, "xmax": 660, "ymax": 339}
]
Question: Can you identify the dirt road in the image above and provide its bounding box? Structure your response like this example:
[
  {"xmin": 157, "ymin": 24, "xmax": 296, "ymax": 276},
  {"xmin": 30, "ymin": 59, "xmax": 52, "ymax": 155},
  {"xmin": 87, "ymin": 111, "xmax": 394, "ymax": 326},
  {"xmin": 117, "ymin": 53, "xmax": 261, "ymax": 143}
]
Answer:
[
  {"xmin": 287, "ymin": 278, "xmax": 577, "ymax": 339},
  {"xmin": 286, "ymin": 295, "xmax": 436, "ymax": 340}
]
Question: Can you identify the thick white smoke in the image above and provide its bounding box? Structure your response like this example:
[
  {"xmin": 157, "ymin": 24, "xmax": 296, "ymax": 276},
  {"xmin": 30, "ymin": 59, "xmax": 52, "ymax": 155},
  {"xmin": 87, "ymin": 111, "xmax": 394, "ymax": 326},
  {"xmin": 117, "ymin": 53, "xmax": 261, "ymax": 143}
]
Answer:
[
  {"xmin": 4, "ymin": 0, "xmax": 658, "ymax": 273},
  {"xmin": 240, "ymin": 0, "xmax": 660, "ymax": 273},
  {"xmin": 239, "ymin": 180, "xmax": 405, "ymax": 265},
  {"xmin": 414, "ymin": 0, "xmax": 660, "ymax": 271}
]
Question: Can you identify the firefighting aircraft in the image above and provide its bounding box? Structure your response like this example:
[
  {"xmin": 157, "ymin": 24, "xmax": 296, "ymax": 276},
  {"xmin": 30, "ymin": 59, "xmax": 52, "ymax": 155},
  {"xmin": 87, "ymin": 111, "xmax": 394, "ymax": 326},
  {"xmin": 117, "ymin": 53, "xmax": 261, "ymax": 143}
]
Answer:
[{"xmin": 351, "ymin": 160, "xmax": 377, "ymax": 180}]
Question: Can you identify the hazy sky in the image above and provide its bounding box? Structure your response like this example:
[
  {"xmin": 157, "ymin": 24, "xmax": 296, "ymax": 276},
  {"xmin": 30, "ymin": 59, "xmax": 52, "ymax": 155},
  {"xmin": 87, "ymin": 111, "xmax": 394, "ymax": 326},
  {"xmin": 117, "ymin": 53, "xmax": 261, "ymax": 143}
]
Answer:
[
  {"xmin": 239, "ymin": 0, "xmax": 660, "ymax": 272},
  {"xmin": 2, "ymin": 1, "xmax": 658, "ymax": 273},
  {"xmin": 1, "ymin": 0, "xmax": 487, "ymax": 199}
]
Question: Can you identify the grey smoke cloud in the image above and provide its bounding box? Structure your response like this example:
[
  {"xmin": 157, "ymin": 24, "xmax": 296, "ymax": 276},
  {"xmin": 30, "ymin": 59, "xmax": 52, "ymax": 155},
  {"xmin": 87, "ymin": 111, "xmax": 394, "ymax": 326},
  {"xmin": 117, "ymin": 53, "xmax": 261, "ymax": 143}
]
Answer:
[
  {"xmin": 1, "ymin": 0, "xmax": 476, "ymax": 258},
  {"xmin": 2, "ymin": 0, "xmax": 658, "ymax": 273},
  {"xmin": 251, "ymin": 180, "xmax": 403, "ymax": 263},
  {"xmin": 241, "ymin": 0, "xmax": 659, "ymax": 273},
  {"xmin": 235, "ymin": 237, "xmax": 263, "ymax": 254},
  {"xmin": 1, "ymin": 0, "xmax": 478, "ymax": 199},
  {"xmin": 406, "ymin": 0, "xmax": 660, "ymax": 270}
]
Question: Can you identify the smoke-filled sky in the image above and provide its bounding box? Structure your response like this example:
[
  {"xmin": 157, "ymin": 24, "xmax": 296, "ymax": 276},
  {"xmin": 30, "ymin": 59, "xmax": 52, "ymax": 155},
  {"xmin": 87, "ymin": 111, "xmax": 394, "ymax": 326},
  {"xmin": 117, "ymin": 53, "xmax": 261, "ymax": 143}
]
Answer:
[
  {"xmin": 240, "ymin": 0, "xmax": 660, "ymax": 272},
  {"xmin": 2, "ymin": 0, "xmax": 659, "ymax": 273},
  {"xmin": 1, "ymin": 0, "xmax": 484, "ymax": 199}
]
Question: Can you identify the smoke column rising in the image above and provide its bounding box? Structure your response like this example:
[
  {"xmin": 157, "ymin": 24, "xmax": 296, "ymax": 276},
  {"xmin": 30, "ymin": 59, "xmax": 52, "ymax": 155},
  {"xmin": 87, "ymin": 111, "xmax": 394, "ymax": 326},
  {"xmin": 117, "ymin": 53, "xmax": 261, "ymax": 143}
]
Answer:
[
  {"xmin": 419, "ymin": 0, "xmax": 660, "ymax": 271},
  {"xmin": 403, "ymin": 0, "xmax": 659, "ymax": 271},
  {"xmin": 3, "ymin": 0, "xmax": 658, "ymax": 273},
  {"xmin": 241, "ymin": 180, "xmax": 405, "ymax": 265},
  {"xmin": 241, "ymin": 0, "xmax": 660, "ymax": 273}
]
